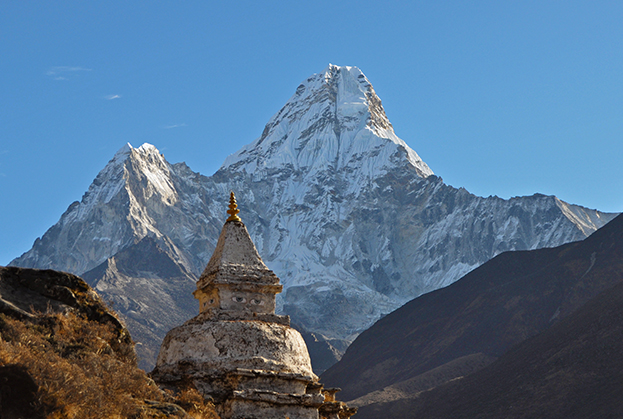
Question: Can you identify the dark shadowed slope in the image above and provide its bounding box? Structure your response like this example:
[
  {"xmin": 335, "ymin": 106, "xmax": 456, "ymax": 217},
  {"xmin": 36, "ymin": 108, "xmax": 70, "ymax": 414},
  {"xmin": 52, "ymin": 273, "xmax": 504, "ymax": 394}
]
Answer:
[
  {"xmin": 322, "ymin": 213, "xmax": 623, "ymax": 402},
  {"xmin": 358, "ymin": 277, "xmax": 623, "ymax": 419}
]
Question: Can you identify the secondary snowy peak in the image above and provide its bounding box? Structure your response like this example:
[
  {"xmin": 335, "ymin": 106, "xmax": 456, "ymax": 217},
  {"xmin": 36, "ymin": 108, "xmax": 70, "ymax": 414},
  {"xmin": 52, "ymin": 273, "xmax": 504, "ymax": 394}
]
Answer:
[
  {"xmin": 128, "ymin": 143, "xmax": 178, "ymax": 205},
  {"xmin": 222, "ymin": 64, "xmax": 433, "ymax": 179},
  {"xmin": 11, "ymin": 142, "xmax": 182, "ymax": 275},
  {"xmin": 70, "ymin": 142, "xmax": 178, "ymax": 222}
]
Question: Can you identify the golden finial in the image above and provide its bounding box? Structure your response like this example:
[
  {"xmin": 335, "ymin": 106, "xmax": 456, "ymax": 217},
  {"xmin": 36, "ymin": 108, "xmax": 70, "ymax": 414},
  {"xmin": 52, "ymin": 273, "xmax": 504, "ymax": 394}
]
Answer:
[{"xmin": 226, "ymin": 191, "xmax": 241, "ymax": 222}]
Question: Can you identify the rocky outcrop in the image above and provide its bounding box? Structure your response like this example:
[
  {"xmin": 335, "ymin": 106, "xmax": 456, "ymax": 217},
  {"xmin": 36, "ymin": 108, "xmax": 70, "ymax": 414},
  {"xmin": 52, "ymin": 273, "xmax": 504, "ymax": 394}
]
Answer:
[
  {"xmin": 0, "ymin": 266, "xmax": 221, "ymax": 418},
  {"xmin": 0, "ymin": 267, "xmax": 158, "ymax": 417},
  {"xmin": 0, "ymin": 266, "xmax": 129, "ymax": 335}
]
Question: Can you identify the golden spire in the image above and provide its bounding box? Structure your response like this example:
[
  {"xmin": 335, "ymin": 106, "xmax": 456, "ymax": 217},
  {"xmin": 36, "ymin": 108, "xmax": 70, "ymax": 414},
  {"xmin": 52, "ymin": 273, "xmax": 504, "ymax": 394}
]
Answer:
[{"xmin": 226, "ymin": 191, "xmax": 241, "ymax": 222}]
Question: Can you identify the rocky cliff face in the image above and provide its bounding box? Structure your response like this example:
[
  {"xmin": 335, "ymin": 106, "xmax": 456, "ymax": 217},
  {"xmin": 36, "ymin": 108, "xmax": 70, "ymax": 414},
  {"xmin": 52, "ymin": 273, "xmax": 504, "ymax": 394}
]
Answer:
[
  {"xmin": 11, "ymin": 65, "xmax": 617, "ymax": 370},
  {"xmin": 81, "ymin": 235, "xmax": 198, "ymax": 369}
]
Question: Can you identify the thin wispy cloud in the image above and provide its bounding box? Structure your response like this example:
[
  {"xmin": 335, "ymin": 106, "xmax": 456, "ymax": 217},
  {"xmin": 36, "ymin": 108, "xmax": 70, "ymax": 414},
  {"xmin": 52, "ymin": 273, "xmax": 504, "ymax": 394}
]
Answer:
[
  {"xmin": 46, "ymin": 66, "xmax": 92, "ymax": 80},
  {"xmin": 105, "ymin": 94, "xmax": 122, "ymax": 100},
  {"xmin": 163, "ymin": 123, "xmax": 187, "ymax": 129}
]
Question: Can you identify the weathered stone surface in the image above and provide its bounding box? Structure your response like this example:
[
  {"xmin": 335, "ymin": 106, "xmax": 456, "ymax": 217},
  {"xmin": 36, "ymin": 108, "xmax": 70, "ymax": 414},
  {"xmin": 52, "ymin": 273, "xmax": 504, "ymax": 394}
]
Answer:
[
  {"xmin": 194, "ymin": 220, "xmax": 282, "ymax": 317},
  {"xmin": 227, "ymin": 398, "xmax": 320, "ymax": 419},
  {"xmin": 200, "ymin": 220, "xmax": 278, "ymax": 283},
  {"xmin": 155, "ymin": 319, "xmax": 315, "ymax": 379},
  {"xmin": 140, "ymin": 400, "xmax": 193, "ymax": 418},
  {"xmin": 189, "ymin": 308, "xmax": 291, "ymax": 326}
]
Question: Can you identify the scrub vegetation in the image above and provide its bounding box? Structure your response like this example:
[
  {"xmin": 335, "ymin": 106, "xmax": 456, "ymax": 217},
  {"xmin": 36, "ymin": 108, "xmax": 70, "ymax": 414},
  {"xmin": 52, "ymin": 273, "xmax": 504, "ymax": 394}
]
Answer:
[{"xmin": 0, "ymin": 311, "xmax": 219, "ymax": 418}]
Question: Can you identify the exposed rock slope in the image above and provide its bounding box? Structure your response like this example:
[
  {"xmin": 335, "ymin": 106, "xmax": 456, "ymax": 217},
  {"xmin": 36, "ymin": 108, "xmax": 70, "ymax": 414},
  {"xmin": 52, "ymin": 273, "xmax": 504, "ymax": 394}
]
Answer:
[
  {"xmin": 82, "ymin": 236, "xmax": 198, "ymax": 369},
  {"xmin": 357, "ymin": 274, "xmax": 623, "ymax": 419},
  {"xmin": 11, "ymin": 65, "xmax": 616, "ymax": 371},
  {"xmin": 321, "ymin": 213, "xmax": 623, "ymax": 414},
  {"xmin": 0, "ymin": 266, "xmax": 129, "ymax": 334}
]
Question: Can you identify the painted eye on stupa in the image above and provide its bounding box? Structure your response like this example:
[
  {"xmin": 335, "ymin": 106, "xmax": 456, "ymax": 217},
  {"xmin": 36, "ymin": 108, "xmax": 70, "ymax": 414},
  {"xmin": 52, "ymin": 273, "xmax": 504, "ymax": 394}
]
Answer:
[
  {"xmin": 232, "ymin": 296, "xmax": 246, "ymax": 303},
  {"xmin": 250, "ymin": 298, "xmax": 264, "ymax": 305}
]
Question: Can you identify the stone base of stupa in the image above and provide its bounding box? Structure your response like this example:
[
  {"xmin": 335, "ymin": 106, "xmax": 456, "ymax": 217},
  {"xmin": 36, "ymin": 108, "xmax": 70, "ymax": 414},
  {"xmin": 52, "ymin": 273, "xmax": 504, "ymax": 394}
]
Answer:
[
  {"xmin": 151, "ymin": 315, "xmax": 324, "ymax": 419},
  {"xmin": 225, "ymin": 389, "xmax": 323, "ymax": 419}
]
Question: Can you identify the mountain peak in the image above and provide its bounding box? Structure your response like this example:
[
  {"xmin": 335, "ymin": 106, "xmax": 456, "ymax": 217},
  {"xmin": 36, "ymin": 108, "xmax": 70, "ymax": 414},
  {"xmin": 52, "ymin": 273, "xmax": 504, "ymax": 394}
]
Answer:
[
  {"xmin": 221, "ymin": 65, "xmax": 433, "ymax": 180},
  {"xmin": 89, "ymin": 142, "xmax": 174, "ymax": 207},
  {"xmin": 314, "ymin": 64, "xmax": 392, "ymax": 132},
  {"xmin": 11, "ymin": 141, "xmax": 179, "ymax": 273},
  {"xmin": 135, "ymin": 142, "xmax": 161, "ymax": 154},
  {"xmin": 113, "ymin": 142, "xmax": 161, "ymax": 157},
  {"xmin": 114, "ymin": 142, "xmax": 133, "ymax": 157}
]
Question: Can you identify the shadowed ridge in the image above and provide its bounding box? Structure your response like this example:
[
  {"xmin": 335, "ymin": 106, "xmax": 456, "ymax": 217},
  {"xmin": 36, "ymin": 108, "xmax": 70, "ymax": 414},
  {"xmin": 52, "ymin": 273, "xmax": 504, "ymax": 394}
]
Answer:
[{"xmin": 358, "ymin": 277, "xmax": 623, "ymax": 419}]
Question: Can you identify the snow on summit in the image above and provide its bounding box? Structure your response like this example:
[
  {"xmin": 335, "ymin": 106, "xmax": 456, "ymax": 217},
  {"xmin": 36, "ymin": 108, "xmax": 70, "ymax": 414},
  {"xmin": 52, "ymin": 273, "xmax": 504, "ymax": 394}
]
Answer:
[
  {"xmin": 90, "ymin": 142, "xmax": 177, "ymax": 209},
  {"xmin": 222, "ymin": 64, "xmax": 433, "ymax": 180}
]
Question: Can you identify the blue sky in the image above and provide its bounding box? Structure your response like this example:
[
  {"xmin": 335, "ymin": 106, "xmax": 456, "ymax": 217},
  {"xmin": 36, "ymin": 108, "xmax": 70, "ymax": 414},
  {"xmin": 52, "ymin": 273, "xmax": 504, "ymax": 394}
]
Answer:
[{"xmin": 1, "ymin": 1, "xmax": 622, "ymax": 264}]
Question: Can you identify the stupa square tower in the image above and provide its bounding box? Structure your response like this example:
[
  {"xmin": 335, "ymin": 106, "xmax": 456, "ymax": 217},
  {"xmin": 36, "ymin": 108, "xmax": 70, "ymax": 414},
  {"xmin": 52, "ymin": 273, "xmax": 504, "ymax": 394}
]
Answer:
[{"xmin": 193, "ymin": 194, "xmax": 282, "ymax": 318}]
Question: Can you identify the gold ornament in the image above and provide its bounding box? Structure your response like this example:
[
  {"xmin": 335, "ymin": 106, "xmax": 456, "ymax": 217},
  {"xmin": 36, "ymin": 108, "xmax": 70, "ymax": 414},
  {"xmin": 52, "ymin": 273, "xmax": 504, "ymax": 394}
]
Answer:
[{"xmin": 226, "ymin": 191, "xmax": 241, "ymax": 222}]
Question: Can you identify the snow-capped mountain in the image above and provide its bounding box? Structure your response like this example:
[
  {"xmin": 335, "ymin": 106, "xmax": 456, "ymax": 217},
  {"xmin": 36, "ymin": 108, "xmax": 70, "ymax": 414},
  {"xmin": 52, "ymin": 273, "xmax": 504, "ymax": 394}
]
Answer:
[
  {"xmin": 223, "ymin": 65, "xmax": 432, "ymax": 181},
  {"xmin": 11, "ymin": 64, "xmax": 617, "ymax": 370}
]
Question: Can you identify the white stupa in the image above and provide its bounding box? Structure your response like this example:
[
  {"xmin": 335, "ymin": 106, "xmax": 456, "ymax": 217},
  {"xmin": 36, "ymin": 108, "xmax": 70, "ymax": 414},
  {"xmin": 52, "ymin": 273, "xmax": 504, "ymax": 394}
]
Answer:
[{"xmin": 151, "ymin": 192, "xmax": 356, "ymax": 419}]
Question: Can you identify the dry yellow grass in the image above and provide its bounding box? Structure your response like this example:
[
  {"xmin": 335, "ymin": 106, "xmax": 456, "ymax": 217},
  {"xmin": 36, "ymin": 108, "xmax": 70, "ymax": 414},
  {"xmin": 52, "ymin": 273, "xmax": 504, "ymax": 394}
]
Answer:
[
  {"xmin": 0, "ymin": 312, "xmax": 219, "ymax": 418},
  {"xmin": 171, "ymin": 386, "xmax": 220, "ymax": 419}
]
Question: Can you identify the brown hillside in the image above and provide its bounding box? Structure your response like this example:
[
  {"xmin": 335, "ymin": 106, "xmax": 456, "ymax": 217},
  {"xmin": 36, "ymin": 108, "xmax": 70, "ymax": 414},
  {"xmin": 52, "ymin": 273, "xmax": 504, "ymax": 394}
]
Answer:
[
  {"xmin": 0, "ymin": 266, "xmax": 218, "ymax": 419},
  {"xmin": 359, "ymin": 278, "xmax": 623, "ymax": 418}
]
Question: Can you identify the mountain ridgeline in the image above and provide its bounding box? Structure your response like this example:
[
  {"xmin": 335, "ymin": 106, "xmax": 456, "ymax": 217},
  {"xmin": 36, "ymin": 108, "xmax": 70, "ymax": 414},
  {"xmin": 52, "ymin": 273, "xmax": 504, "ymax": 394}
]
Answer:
[{"xmin": 10, "ymin": 65, "xmax": 616, "ymax": 370}]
